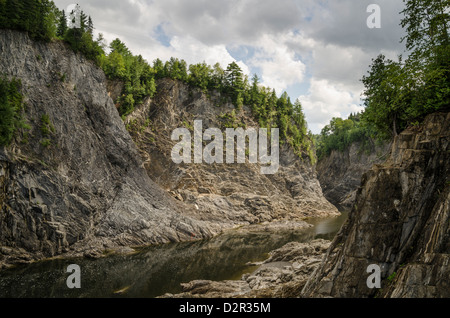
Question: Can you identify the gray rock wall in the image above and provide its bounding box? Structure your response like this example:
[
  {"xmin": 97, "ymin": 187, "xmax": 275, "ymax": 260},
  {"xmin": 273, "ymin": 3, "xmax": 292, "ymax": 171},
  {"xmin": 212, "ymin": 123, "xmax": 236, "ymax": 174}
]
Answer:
[
  {"xmin": 316, "ymin": 141, "xmax": 390, "ymax": 211},
  {"xmin": 0, "ymin": 30, "xmax": 338, "ymax": 269},
  {"xmin": 302, "ymin": 112, "xmax": 450, "ymax": 298},
  {"xmin": 125, "ymin": 78, "xmax": 339, "ymax": 229},
  {"xmin": 0, "ymin": 30, "xmax": 218, "ymax": 268}
]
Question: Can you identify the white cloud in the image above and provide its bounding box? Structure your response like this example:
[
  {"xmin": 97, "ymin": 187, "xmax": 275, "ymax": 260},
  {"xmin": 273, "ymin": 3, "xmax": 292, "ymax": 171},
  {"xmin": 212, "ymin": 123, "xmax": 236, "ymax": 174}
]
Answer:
[
  {"xmin": 249, "ymin": 34, "xmax": 307, "ymax": 94},
  {"xmin": 170, "ymin": 36, "xmax": 251, "ymax": 74},
  {"xmin": 299, "ymin": 78, "xmax": 365, "ymax": 133},
  {"xmin": 52, "ymin": 0, "xmax": 407, "ymax": 134}
]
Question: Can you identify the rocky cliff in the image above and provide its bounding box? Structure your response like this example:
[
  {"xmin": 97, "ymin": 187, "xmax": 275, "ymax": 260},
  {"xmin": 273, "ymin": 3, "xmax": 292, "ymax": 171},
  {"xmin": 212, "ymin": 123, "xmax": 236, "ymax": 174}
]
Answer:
[
  {"xmin": 124, "ymin": 78, "xmax": 339, "ymax": 229},
  {"xmin": 0, "ymin": 30, "xmax": 221, "ymax": 268},
  {"xmin": 316, "ymin": 141, "xmax": 390, "ymax": 211},
  {"xmin": 0, "ymin": 30, "xmax": 338, "ymax": 268},
  {"xmin": 302, "ymin": 111, "xmax": 449, "ymax": 298}
]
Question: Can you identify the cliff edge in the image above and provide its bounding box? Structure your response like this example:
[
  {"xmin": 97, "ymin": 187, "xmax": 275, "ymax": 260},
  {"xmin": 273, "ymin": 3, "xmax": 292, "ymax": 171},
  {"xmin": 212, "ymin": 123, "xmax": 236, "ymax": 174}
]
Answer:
[{"xmin": 302, "ymin": 111, "xmax": 449, "ymax": 298}]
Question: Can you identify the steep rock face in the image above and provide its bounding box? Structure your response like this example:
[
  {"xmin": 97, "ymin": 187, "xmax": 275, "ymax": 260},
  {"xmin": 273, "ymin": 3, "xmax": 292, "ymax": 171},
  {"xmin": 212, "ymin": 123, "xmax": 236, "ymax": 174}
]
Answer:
[
  {"xmin": 0, "ymin": 30, "xmax": 218, "ymax": 268},
  {"xmin": 302, "ymin": 112, "xmax": 449, "ymax": 298},
  {"xmin": 316, "ymin": 141, "xmax": 390, "ymax": 211},
  {"xmin": 125, "ymin": 78, "xmax": 339, "ymax": 229}
]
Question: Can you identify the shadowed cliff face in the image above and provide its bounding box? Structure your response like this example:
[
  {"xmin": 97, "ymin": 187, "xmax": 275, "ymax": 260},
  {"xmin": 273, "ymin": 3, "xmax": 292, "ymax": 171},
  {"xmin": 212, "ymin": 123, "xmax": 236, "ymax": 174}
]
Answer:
[
  {"xmin": 302, "ymin": 112, "xmax": 450, "ymax": 298},
  {"xmin": 124, "ymin": 78, "xmax": 339, "ymax": 229},
  {"xmin": 316, "ymin": 141, "xmax": 390, "ymax": 211},
  {"xmin": 0, "ymin": 30, "xmax": 221, "ymax": 268}
]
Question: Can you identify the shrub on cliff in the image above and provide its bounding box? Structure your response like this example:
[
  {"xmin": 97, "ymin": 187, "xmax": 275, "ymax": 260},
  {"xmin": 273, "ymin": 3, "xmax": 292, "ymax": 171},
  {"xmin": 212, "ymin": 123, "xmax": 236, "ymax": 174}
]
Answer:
[{"xmin": 0, "ymin": 77, "xmax": 28, "ymax": 146}]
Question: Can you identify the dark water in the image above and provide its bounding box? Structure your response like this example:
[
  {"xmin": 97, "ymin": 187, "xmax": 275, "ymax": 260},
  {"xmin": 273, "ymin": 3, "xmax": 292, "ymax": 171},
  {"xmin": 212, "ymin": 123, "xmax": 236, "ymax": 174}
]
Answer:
[{"xmin": 0, "ymin": 212, "xmax": 348, "ymax": 298}]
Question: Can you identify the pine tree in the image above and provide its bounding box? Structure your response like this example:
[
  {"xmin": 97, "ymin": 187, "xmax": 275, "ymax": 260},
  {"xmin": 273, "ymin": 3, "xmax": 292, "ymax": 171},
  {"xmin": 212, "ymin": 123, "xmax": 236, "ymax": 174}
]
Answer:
[
  {"xmin": 87, "ymin": 15, "xmax": 93, "ymax": 35},
  {"xmin": 225, "ymin": 62, "xmax": 244, "ymax": 89},
  {"xmin": 79, "ymin": 10, "xmax": 87, "ymax": 33},
  {"xmin": 57, "ymin": 10, "xmax": 68, "ymax": 38},
  {"xmin": 5, "ymin": 0, "xmax": 24, "ymax": 30}
]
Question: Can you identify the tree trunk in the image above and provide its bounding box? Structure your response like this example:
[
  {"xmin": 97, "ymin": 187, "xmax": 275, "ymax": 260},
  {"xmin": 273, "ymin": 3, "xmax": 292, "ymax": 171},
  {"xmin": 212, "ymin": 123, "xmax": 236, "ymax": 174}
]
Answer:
[{"xmin": 393, "ymin": 113, "xmax": 398, "ymax": 137}]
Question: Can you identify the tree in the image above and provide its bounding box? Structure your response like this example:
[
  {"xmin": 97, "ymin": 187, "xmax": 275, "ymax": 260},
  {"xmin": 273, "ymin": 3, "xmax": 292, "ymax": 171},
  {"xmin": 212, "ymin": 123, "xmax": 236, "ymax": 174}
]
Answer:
[
  {"xmin": 57, "ymin": 9, "xmax": 68, "ymax": 38},
  {"xmin": 0, "ymin": 78, "xmax": 17, "ymax": 146},
  {"xmin": 110, "ymin": 38, "xmax": 131, "ymax": 57},
  {"xmin": 4, "ymin": 0, "xmax": 24, "ymax": 31},
  {"xmin": 79, "ymin": 9, "xmax": 87, "ymax": 33},
  {"xmin": 153, "ymin": 58, "xmax": 165, "ymax": 79},
  {"xmin": 95, "ymin": 33, "xmax": 107, "ymax": 51},
  {"xmin": 210, "ymin": 62, "xmax": 225, "ymax": 91},
  {"xmin": 400, "ymin": 0, "xmax": 450, "ymax": 112},
  {"xmin": 293, "ymin": 99, "xmax": 306, "ymax": 136},
  {"xmin": 224, "ymin": 62, "xmax": 245, "ymax": 106},
  {"xmin": 0, "ymin": 77, "xmax": 24, "ymax": 146},
  {"xmin": 164, "ymin": 57, "xmax": 188, "ymax": 81},
  {"xmin": 87, "ymin": 15, "xmax": 93, "ymax": 35},
  {"xmin": 188, "ymin": 62, "xmax": 212, "ymax": 91},
  {"xmin": 361, "ymin": 0, "xmax": 450, "ymax": 141},
  {"xmin": 361, "ymin": 54, "xmax": 408, "ymax": 138},
  {"xmin": 225, "ymin": 62, "xmax": 244, "ymax": 89},
  {"xmin": 400, "ymin": 0, "xmax": 449, "ymax": 57}
]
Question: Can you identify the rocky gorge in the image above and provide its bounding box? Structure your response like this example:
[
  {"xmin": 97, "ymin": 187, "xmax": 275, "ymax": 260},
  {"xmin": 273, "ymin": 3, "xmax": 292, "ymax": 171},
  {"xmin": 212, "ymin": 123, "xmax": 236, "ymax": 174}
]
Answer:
[
  {"xmin": 0, "ymin": 30, "xmax": 218, "ymax": 268},
  {"xmin": 316, "ymin": 140, "xmax": 390, "ymax": 211},
  {"xmin": 159, "ymin": 111, "xmax": 449, "ymax": 299},
  {"xmin": 302, "ymin": 111, "xmax": 449, "ymax": 298},
  {"xmin": 160, "ymin": 239, "xmax": 333, "ymax": 298},
  {"xmin": 0, "ymin": 30, "xmax": 337, "ymax": 269},
  {"xmin": 124, "ymin": 77, "xmax": 339, "ymax": 229},
  {"xmin": 0, "ymin": 30, "xmax": 448, "ymax": 299}
]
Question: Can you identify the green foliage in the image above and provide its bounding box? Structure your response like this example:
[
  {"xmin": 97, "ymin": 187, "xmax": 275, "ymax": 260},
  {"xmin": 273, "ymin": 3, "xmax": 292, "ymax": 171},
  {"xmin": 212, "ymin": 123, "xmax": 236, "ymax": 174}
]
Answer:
[
  {"xmin": 40, "ymin": 138, "xmax": 52, "ymax": 147},
  {"xmin": 0, "ymin": 0, "xmax": 59, "ymax": 41},
  {"xmin": 40, "ymin": 113, "xmax": 55, "ymax": 136},
  {"xmin": 0, "ymin": 0, "xmax": 313, "ymax": 161},
  {"xmin": 56, "ymin": 9, "xmax": 67, "ymax": 38},
  {"xmin": 1, "ymin": 1, "xmax": 105, "ymax": 64},
  {"xmin": 387, "ymin": 272, "xmax": 397, "ymax": 282},
  {"xmin": 63, "ymin": 26, "xmax": 104, "ymax": 65},
  {"xmin": 320, "ymin": 0, "xmax": 450, "ymax": 162},
  {"xmin": 219, "ymin": 109, "xmax": 239, "ymax": 129},
  {"xmin": 118, "ymin": 93, "xmax": 135, "ymax": 116},
  {"xmin": 101, "ymin": 38, "xmax": 157, "ymax": 116},
  {"xmin": 188, "ymin": 62, "xmax": 212, "ymax": 92},
  {"xmin": 361, "ymin": 0, "xmax": 450, "ymax": 140},
  {"xmin": 0, "ymin": 77, "xmax": 26, "ymax": 146},
  {"xmin": 164, "ymin": 57, "xmax": 188, "ymax": 82},
  {"xmin": 316, "ymin": 113, "xmax": 378, "ymax": 160}
]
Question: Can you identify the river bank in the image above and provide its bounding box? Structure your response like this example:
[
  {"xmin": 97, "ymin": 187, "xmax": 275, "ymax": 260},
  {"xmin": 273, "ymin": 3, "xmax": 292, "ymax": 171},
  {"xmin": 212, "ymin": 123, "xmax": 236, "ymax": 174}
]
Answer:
[
  {"xmin": 0, "ymin": 212, "xmax": 347, "ymax": 298},
  {"xmin": 160, "ymin": 239, "xmax": 332, "ymax": 298}
]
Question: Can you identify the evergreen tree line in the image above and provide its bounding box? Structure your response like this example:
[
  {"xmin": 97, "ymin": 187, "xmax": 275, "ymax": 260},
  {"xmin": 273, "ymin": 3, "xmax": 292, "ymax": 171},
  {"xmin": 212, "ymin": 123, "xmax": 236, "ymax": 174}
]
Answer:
[
  {"xmin": 0, "ymin": 0, "xmax": 58, "ymax": 41},
  {"xmin": 0, "ymin": 0, "xmax": 313, "ymax": 160},
  {"xmin": 101, "ymin": 39, "xmax": 313, "ymax": 161},
  {"xmin": 316, "ymin": 0, "xmax": 449, "ymax": 160},
  {"xmin": 0, "ymin": 1, "xmax": 104, "ymax": 63}
]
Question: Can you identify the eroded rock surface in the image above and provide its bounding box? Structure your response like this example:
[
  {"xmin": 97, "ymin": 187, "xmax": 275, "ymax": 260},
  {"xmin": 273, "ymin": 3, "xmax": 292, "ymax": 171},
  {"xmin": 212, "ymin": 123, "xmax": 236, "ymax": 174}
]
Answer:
[
  {"xmin": 302, "ymin": 112, "xmax": 450, "ymax": 298},
  {"xmin": 0, "ymin": 30, "xmax": 220, "ymax": 268},
  {"xmin": 126, "ymin": 78, "xmax": 339, "ymax": 230},
  {"xmin": 161, "ymin": 239, "xmax": 331, "ymax": 298},
  {"xmin": 316, "ymin": 141, "xmax": 390, "ymax": 211},
  {"xmin": 0, "ymin": 30, "xmax": 337, "ymax": 269}
]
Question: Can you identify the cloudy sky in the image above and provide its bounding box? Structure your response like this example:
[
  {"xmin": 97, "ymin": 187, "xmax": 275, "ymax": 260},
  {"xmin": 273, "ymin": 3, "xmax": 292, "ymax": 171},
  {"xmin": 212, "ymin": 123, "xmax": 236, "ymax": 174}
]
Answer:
[{"xmin": 53, "ymin": 0, "xmax": 407, "ymax": 134}]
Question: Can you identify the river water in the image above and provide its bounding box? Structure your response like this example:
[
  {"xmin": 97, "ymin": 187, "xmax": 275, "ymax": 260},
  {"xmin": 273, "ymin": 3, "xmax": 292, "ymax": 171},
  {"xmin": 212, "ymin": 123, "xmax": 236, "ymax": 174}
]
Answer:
[{"xmin": 0, "ymin": 212, "xmax": 348, "ymax": 298}]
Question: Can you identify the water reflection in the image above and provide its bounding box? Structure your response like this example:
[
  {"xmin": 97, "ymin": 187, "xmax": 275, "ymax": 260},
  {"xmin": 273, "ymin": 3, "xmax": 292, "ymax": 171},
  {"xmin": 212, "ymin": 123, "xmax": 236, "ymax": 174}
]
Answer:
[{"xmin": 0, "ymin": 212, "xmax": 348, "ymax": 298}]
